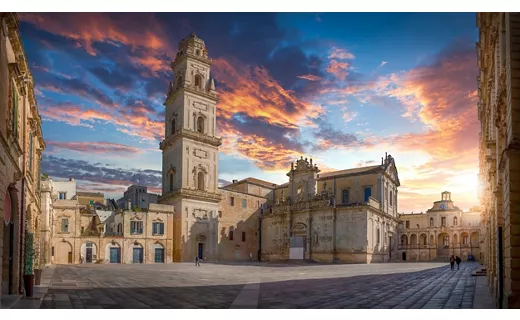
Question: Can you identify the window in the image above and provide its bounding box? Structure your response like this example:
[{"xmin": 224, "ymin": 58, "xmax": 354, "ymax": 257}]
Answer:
[
  {"xmin": 342, "ymin": 189, "xmax": 349, "ymax": 204},
  {"xmin": 117, "ymin": 223, "xmax": 122, "ymax": 234},
  {"xmin": 52, "ymin": 247, "xmax": 54, "ymax": 256},
  {"xmin": 230, "ymin": 197, "xmax": 235, "ymax": 206},
  {"xmin": 196, "ymin": 49, "xmax": 201, "ymax": 56},
  {"xmin": 453, "ymin": 217, "xmax": 458, "ymax": 226},
  {"xmin": 11, "ymin": 81, "xmax": 18, "ymax": 138},
  {"xmin": 152, "ymin": 222, "xmax": 165, "ymax": 235},
  {"xmin": 169, "ymin": 173, "xmax": 174, "ymax": 192},
  {"xmin": 61, "ymin": 218, "xmax": 69, "ymax": 232},
  {"xmin": 430, "ymin": 218, "xmax": 434, "ymax": 227},
  {"xmin": 197, "ymin": 116, "xmax": 204, "ymax": 133},
  {"xmin": 86, "ymin": 242, "xmax": 93, "ymax": 248},
  {"xmin": 364, "ymin": 187, "xmax": 372, "ymax": 202},
  {"xmin": 462, "ymin": 235, "xmax": 469, "ymax": 245},
  {"xmin": 229, "ymin": 230, "xmax": 234, "ymax": 241},
  {"xmin": 405, "ymin": 221, "xmax": 410, "ymax": 229},
  {"xmin": 59, "ymin": 192, "xmax": 66, "ymax": 200},
  {"xmin": 194, "ymin": 74, "xmax": 202, "ymax": 89},
  {"xmin": 389, "ymin": 191, "xmax": 393, "ymax": 206},
  {"xmin": 441, "ymin": 217, "xmax": 446, "ymax": 227},
  {"xmin": 130, "ymin": 221, "xmax": 143, "ymax": 234},
  {"xmin": 197, "ymin": 172, "xmax": 204, "ymax": 191},
  {"xmin": 171, "ymin": 119, "xmax": 176, "ymax": 134},
  {"xmin": 29, "ymin": 132, "xmax": 34, "ymax": 172},
  {"xmin": 443, "ymin": 236, "xmax": 449, "ymax": 247},
  {"xmin": 81, "ymin": 227, "xmax": 84, "ymax": 234},
  {"xmin": 242, "ymin": 232, "xmax": 246, "ymax": 242},
  {"xmin": 242, "ymin": 199, "xmax": 247, "ymax": 208},
  {"xmin": 376, "ymin": 228, "xmax": 380, "ymax": 244},
  {"xmin": 218, "ymin": 211, "xmax": 222, "ymax": 218}
]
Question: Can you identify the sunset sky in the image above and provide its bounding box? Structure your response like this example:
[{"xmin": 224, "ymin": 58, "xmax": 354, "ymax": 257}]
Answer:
[{"xmin": 19, "ymin": 12, "xmax": 480, "ymax": 212}]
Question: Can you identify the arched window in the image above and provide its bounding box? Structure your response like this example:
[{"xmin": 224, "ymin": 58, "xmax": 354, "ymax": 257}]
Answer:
[
  {"xmin": 176, "ymin": 75, "xmax": 183, "ymax": 89},
  {"xmin": 169, "ymin": 173, "xmax": 174, "ymax": 192},
  {"xmin": 197, "ymin": 172, "xmax": 205, "ymax": 191},
  {"xmin": 196, "ymin": 116, "xmax": 204, "ymax": 133},
  {"xmin": 171, "ymin": 119, "xmax": 176, "ymax": 135},
  {"xmin": 194, "ymin": 74, "xmax": 202, "ymax": 89},
  {"xmin": 342, "ymin": 189, "xmax": 349, "ymax": 204},
  {"xmin": 389, "ymin": 190, "xmax": 393, "ymax": 206},
  {"xmin": 430, "ymin": 218, "xmax": 434, "ymax": 227},
  {"xmin": 364, "ymin": 187, "xmax": 372, "ymax": 202},
  {"xmin": 196, "ymin": 49, "xmax": 201, "ymax": 56},
  {"xmin": 453, "ymin": 217, "xmax": 458, "ymax": 226}
]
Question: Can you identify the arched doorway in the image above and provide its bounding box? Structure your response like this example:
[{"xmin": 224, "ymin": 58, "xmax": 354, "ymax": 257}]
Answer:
[
  {"xmin": 131, "ymin": 242, "xmax": 143, "ymax": 263},
  {"xmin": 402, "ymin": 252, "xmax": 406, "ymax": 261},
  {"xmin": 80, "ymin": 242, "xmax": 97, "ymax": 263},
  {"xmin": 290, "ymin": 223, "xmax": 307, "ymax": 260},
  {"xmin": 196, "ymin": 234, "xmax": 206, "ymax": 260},
  {"xmin": 153, "ymin": 243, "xmax": 165, "ymax": 263},
  {"xmin": 55, "ymin": 240, "xmax": 73, "ymax": 264},
  {"xmin": 2, "ymin": 188, "xmax": 17, "ymax": 295},
  {"xmin": 105, "ymin": 242, "xmax": 121, "ymax": 263}
]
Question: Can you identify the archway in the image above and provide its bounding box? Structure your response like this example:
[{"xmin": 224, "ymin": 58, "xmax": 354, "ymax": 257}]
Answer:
[
  {"xmin": 290, "ymin": 223, "xmax": 307, "ymax": 260},
  {"xmin": 105, "ymin": 242, "xmax": 121, "ymax": 263},
  {"xmin": 410, "ymin": 234, "xmax": 418, "ymax": 246},
  {"xmin": 80, "ymin": 241, "xmax": 97, "ymax": 263},
  {"xmin": 55, "ymin": 240, "xmax": 73, "ymax": 264},
  {"xmin": 153, "ymin": 243, "xmax": 165, "ymax": 263},
  {"xmin": 2, "ymin": 187, "xmax": 18, "ymax": 295},
  {"xmin": 437, "ymin": 233, "xmax": 450, "ymax": 249},
  {"xmin": 420, "ymin": 234, "xmax": 427, "ymax": 246},
  {"xmin": 400, "ymin": 234, "xmax": 408, "ymax": 246},
  {"xmin": 131, "ymin": 242, "xmax": 144, "ymax": 263}
]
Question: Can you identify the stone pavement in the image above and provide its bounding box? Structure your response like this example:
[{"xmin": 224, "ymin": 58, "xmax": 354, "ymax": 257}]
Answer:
[{"xmin": 26, "ymin": 261, "xmax": 492, "ymax": 309}]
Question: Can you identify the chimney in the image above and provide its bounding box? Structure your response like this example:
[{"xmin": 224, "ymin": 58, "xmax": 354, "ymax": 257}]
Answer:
[{"xmin": 232, "ymin": 179, "xmax": 238, "ymax": 184}]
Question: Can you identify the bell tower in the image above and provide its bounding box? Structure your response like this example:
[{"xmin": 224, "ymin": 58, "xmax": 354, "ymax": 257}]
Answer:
[{"xmin": 159, "ymin": 33, "xmax": 222, "ymax": 262}]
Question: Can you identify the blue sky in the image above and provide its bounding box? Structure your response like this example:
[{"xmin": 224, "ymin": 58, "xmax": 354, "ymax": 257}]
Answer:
[{"xmin": 19, "ymin": 12, "xmax": 480, "ymax": 212}]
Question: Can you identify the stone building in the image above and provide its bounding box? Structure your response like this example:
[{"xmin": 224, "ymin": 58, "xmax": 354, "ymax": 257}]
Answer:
[
  {"xmin": 397, "ymin": 192, "xmax": 481, "ymax": 262},
  {"xmin": 477, "ymin": 12, "xmax": 520, "ymax": 309},
  {"xmin": 75, "ymin": 191, "xmax": 105, "ymax": 207},
  {"xmin": 157, "ymin": 33, "xmax": 401, "ymax": 264},
  {"xmin": 116, "ymin": 185, "xmax": 158, "ymax": 211},
  {"xmin": 0, "ymin": 13, "xmax": 45, "ymax": 306},
  {"xmin": 261, "ymin": 155, "xmax": 400, "ymax": 263}
]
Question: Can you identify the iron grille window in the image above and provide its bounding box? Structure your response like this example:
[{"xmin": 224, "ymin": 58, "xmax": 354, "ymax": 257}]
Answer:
[{"xmin": 61, "ymin": 218, "xmax": 69, "ymax": 232}]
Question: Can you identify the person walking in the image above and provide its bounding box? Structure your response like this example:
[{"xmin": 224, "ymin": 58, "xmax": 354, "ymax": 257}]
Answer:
[
  {"xmin": 195, "ymin": 256, "xmax": 200, "ymax": 267},
  {"xmin": 450, "ymin": 255, "xmax": 455, "ymax": 270},
  {"xmin": 455, "ymin": 256, "xmax": 461, "ymax": 270}
]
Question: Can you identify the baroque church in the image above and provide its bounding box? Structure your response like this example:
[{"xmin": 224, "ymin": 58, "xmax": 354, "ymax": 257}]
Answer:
[{"xmin": 158, "ymin": 33, "xmax": 402, "ymax": 263}]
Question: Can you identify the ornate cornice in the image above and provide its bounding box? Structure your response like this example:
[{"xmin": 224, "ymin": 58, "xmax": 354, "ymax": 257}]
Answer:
[
  {"xmin": 159, "ymin": 187, "xmax": 222, "ymax": 203},
  {"xmin": 160, "ymin": 128, "xmax": 222, "ymax": 150}
]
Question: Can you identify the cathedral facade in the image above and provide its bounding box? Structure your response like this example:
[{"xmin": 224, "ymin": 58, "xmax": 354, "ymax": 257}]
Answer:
[{"xmin": 157, "ymin": 32, "xmax": 401, "ymax": 264}]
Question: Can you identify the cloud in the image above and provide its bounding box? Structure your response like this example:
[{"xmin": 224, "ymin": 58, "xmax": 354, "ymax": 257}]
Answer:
[
  {"xmin": 379, "ymin": 61, "xmax": 388, "ymax": 67},
  {"xmin": 297, "ymin": 74, "xmax": 323, "ymax": 81},
  {"xmin": 326, "ymin": 60, "xmax": 350, "ymax": 81},
  {"xmin": 41, "ymin": 155, "xmax": 163, "ymax": 190},
  {"xmin": 46, "ymin": 141, "xmax": 144, "ymax": 155},
  {"xmin": 328, "ymin": 47, "xmax": 355, "ymax": 60}
]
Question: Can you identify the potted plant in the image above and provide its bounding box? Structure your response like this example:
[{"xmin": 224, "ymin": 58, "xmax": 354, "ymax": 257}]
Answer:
[{"xmin": 23, "ymin": 232, "xmax": 35, "ymax": 297}]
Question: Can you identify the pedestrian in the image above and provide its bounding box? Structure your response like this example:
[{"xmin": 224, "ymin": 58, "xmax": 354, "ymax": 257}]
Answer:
[
  {"xmin": 195, "ymin": 256, "xmax": 200, "ymax": 267},
  {"xmin": 455, "ymin": 256, "xmax": 461, "ymax": 270},
  {"xmin": 449, "ymin": 255, "xmax": 455, "ymax": 270}
]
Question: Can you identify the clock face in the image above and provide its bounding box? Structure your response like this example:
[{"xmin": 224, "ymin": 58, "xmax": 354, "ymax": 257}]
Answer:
[{"xmin": 440, "ymin": 203, "xmax": 447, "ymax": 210}]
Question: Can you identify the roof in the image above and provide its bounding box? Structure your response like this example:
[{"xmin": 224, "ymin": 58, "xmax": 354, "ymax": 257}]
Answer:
[
  {"xmin": 95, "ymin": 210, "xmax": 114, "ymax": 223},
  {"xmin": 319, "ymin": 165, "xmax": 381, "ymax": 179},
  {"xmin": 227, "ymin": 177, "xmax": 278, "ymax": 189}
]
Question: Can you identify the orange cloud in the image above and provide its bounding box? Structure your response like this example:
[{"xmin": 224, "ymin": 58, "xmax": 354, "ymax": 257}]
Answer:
[
  {"xmin": 329, "ymin": 47, "xmax": 355, "ymax": 60},
  {"xmin": 326, "ymin": 60, "xmax": 350, "ymax": 81},
  {"xmin": 297, "ymin": 74, "xmax": 323, "ymax": 81}
]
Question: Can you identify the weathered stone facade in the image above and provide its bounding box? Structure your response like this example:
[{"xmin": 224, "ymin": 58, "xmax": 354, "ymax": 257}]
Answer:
[
  {"xmin": 0, "ymin": 12, "xmax": 44, "ymax": 305},
  {"xmin": 261, "ymin": 156, "xmax": 400, "ymax": 263},
  {"xmin": 397, "ymin": 192, "xmax": 482, "ymax": 262},
  {"xmin": 477, "ymin": 12, "xmax": 520, "ymax": 309}
]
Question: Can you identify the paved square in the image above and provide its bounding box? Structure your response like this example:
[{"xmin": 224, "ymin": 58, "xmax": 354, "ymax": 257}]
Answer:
[{"xmin": 38, "ymin": 261, "xmax": 480, "ymax": 309}]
